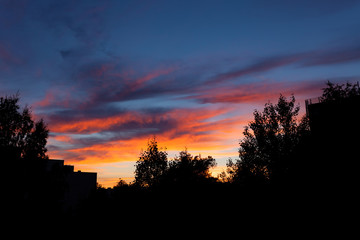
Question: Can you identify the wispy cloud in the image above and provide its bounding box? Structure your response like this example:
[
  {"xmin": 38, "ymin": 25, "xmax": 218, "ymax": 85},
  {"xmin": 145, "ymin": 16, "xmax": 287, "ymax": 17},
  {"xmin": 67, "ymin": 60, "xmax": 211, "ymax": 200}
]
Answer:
[
  {"xmin": 301, "ymin": 45, "xmax": 360, "ymax": 67},
  {"xmin": 207, "ymin": 44, "xmax": 360, "ymax": 84},
  {"xmin": 188, "ymin": 79, "xmax": 325, "ymax": 104},
  {"xmin": 209, "ymin": 54, "xmax": 308, "ymax": 84}
]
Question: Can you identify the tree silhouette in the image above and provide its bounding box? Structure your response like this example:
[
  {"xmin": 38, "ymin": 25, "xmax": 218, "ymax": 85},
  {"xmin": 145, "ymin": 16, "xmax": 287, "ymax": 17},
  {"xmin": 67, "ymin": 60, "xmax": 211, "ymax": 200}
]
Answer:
[
  {"xmin": 234, "ymin": 94, "xmax": 309, "ymax": 184},
  {"xmin": 0, "ymin": 94, "xmax": 49, "ymax": 161},
  {"xmin": 321, "ymin": 81, "xmax": 360, "ymax": 102},
  {"xmin": 164, "ymin": 149, "xmax": 216, "ymax": 185},
  {"xmin": 134, "ymin": 138, "xmax": 217, "ymax": 188},
  {"xmin": 134, "ymin": 137, "xmax": 168, "ymax": 187}
]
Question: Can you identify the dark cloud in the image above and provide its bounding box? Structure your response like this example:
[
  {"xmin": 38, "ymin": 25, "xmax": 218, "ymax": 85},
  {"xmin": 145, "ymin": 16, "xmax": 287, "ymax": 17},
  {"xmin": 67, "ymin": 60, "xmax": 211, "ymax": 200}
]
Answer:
[
  {"xmin": 208, "ymin": 44, "xmax": 360, "ymax": 84},
  {"xmin": 37, "ymin": 58, "xmax": 187, "ymax": 113},
  {"xmin": 301, "ymin": 45, "xmax": 360, "ymax": 67},
  {"xmin": 209, "ymin": 53, "xmax": 308, "ymax": 84},
  {"xmin": 45, "ymin": 105, "xmax": 127, "ymax": 125}
]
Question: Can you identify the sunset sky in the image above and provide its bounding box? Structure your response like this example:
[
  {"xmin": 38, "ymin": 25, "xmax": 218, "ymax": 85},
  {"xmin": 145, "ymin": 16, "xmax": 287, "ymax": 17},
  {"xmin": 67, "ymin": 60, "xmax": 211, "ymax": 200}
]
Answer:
[{"xmin": 1, "ymin": 0, "xmax": 360, "ymax": 187}]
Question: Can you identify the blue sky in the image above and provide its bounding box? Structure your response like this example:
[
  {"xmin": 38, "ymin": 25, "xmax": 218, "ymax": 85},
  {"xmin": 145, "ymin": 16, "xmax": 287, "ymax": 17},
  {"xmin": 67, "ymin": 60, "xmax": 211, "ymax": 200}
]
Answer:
[{"xmin": 1, "ymin": 0, "xmax": 360, "ymax": 186}]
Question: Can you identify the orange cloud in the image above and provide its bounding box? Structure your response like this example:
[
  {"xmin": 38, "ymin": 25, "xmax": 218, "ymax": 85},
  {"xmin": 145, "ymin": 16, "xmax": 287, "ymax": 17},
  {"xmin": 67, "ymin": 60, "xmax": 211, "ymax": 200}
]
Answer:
[
  {"xmin": 48, "ymin": 106, "xmax": 247, "ymax": 165},
  {"xmin": 50, "ymin": 112, "xmax": 136, "ymax": 133},
  {"xmin": 44, "ymin": 77, "xmax": 323, "ymax": 187},
  {"xmin": 52, "ymin": 135, "xmax": 73, "ymax": 142}
]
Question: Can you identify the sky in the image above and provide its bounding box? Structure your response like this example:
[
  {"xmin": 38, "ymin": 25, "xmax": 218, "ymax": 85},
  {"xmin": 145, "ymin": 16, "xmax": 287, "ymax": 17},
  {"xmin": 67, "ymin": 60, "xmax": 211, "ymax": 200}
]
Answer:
[{"xmin": 1, "ymin": 0, "xmax": 360, "ymax": 187}]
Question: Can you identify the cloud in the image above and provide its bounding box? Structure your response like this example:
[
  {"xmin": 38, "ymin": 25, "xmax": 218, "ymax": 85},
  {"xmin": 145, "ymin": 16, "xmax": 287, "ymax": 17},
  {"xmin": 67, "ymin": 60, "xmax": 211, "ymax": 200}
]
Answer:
[
  {"xmin": 35, "ymin": 41, "xmax": 360, "ymax": 170},
  {"xmin": 186, "ymin": 79, "xmax": 325, "ymax": 104},
  {"xmin": 32, "ymin": 61, "xmax": 186, "ymax": 137},
  {"xmin": 34, "ymin": 60, "xmax": 179, "ymax": 109},
  {"xmin": 37, "ymin": 42, "xmax": 360, "ymax": 117},
  {"xmin": 37, "ymin": 53, "xmax": 345, "ymax": 165},
  {"xmin": 301, "ymin": 45, "xmax": 360, "ymax": 67},
  {"xmin": 46, "ymin": 105, "xmax": 243, "ymax": 163},
  {"xmin": 36, "ymin": 58, "xmax": 234, "ymax": 163},
  {"xmin": 48, "ymin": 109, "xmax": 177, "ymax": 136},
  {"xmin": 207, "ymin": 44, "xmax": 360, "ymax": 84},
  {"xmin": 208, "ymin": 53, "xmax": 310, "ymax": 84},
  {"xmin": 34, "ymin": 88, "xmax": 75, "ymax": 109}
]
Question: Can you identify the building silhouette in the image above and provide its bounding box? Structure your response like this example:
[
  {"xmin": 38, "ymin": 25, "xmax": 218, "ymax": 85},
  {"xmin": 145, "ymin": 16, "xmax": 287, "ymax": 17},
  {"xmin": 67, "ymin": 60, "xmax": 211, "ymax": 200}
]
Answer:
[
  {"xmin": 46, "ymin": 159, "xmax": 97, "ymax": 211},
  {"xmin": 305, "ymin": 95, "xmax": 360, "ymax": 185},
  {"xmin": 21, "ymin": 158, "xmax": 97, "ymax": 214}
]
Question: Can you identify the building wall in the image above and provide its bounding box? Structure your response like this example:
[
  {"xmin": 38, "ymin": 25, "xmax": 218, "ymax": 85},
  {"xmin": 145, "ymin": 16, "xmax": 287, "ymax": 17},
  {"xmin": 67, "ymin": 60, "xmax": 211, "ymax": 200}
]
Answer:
[
  {"xmin": 42, "ymin": 159, "xmax": 97, "ymax": 211},
  {"xmin": 307, "ymin": 95, "xmax": 360, "ymax": 149},
  {"xmin": 306, "ymin": 95, "xmax": 360, "ymax": 184}
]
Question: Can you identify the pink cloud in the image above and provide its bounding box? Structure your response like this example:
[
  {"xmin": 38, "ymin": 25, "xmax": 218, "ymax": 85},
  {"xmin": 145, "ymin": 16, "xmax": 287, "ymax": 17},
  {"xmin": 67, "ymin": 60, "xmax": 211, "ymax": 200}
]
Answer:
[
  {"xmin": 189, "ymin": 79, "xmax": 324, "ymax": 104},
  {"xmin": 129, "ymin": 66, "xmax": 178, "ymax": 91}
]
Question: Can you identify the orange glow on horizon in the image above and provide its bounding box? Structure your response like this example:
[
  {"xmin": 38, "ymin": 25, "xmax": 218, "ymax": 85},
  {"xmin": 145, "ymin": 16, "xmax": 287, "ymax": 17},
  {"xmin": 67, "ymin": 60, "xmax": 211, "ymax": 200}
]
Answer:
[{"xmin": 47, "ymin": 106, "xmax": 248, "ymax": 187}]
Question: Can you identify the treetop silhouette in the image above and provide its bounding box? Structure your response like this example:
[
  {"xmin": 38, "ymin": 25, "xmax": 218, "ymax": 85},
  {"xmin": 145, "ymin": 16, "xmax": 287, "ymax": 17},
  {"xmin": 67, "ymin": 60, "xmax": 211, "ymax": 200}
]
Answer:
[
  {"xmin": 134, "ymin": 137, "xmax": 168, "ymax": 187},
  {"xmin": 321, "ymin": 80, "xmax": 360, "ymax": 102},
  {"xmin": 164, "ymin": 149, "xmax": 216, "ymax": 185},
  {"xmin": 134, "ymin": 137, "xmax": 216, "ymax": 188},
  {"xmin": 232, "ymin": 94, "xmax": 310, "ymax": 184},
  {"xmin": 0, "ymin": 93, "xmax": 49, "ymax": 162}
]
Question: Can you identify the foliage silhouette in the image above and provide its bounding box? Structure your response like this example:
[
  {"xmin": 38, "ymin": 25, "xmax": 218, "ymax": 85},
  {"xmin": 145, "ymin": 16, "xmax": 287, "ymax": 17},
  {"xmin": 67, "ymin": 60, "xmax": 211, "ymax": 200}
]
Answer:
[
  {"xmin": 0, "ymin": 93, "xmax": 49, "ymax": 161},
  {"xmin": 134, "ymin": 136, "xmax": 168, "ymax": 187},
  {"xmin": 232, "ymin": 94, "xmax": 310, "ymax": 184},
  {"xmin": 321, "ymin": 80, "xmax": 360, "ymax": 102},
  {"xmin": 163, "ymin": 149, "xmax": 217, "ymax": 186},
  {"xmin": 134, "ymin": 138, "xmax": 217, "ymax": 188}
]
